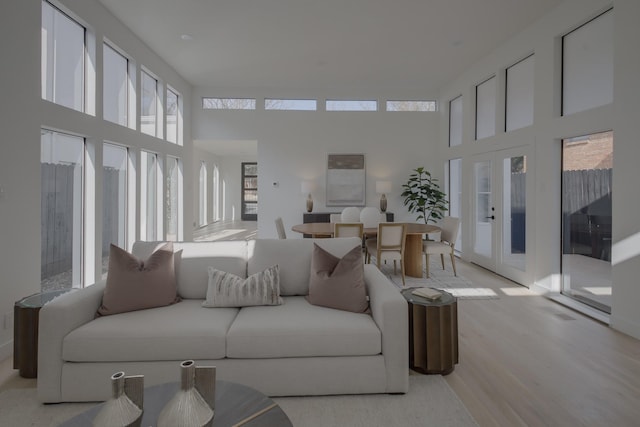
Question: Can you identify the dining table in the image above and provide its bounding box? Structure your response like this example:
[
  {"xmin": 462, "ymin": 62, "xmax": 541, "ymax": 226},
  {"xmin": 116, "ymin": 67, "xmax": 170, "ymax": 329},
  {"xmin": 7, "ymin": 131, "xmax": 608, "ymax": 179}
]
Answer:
[{"xmin": 291, "ymin": 222, "xmax": 441, "ymax": 278}]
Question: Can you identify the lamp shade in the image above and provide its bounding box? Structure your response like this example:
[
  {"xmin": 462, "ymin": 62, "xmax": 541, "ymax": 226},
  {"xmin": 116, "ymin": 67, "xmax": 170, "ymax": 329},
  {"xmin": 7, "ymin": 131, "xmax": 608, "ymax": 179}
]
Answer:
[
  {"xmin": 301, "ymin": 180, "xmax": 314, "ymax": 194},
  {"xmin": 376, "ymin": 181, "xmax": 392, "ymax": 194}
]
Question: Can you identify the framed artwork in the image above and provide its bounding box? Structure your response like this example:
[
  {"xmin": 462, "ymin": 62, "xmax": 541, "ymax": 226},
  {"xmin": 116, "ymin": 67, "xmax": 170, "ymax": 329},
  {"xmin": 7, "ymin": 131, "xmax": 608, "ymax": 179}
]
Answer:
[{"xmin": 326, "ymin": 154, "xmax": 366, "ymax": 206}]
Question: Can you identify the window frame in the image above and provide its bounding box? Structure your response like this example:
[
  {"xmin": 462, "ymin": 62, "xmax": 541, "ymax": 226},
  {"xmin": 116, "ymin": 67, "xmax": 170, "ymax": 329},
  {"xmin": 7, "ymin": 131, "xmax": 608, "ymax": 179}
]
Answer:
[
  {"xmin": 41, "ymin": 0, "xmax": 87, "ymax": 113},
  {"xmin": 166, "ymin": 86, "xmax": 181, "ymax": 144},
  {"xmin": 140, "ymin": 69, "xmax": 161, "ymax": 137}
]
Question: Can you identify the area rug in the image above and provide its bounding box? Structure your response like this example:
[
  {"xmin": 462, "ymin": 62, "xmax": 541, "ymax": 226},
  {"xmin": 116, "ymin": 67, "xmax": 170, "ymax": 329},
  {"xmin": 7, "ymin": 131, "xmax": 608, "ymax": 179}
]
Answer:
[
  {"xmin": 378, "ymin": 259, "xmax": 499, "ymax": 300},
  {"xmin": 0, "ymin": 374, "xmax": 477, "ymax": 427}
]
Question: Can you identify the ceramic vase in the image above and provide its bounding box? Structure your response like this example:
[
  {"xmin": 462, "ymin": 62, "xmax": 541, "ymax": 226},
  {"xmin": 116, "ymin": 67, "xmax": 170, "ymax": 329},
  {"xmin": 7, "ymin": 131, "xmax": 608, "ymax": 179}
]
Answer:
[
  {"xmin": 93, "ymin": 371, "xmax": 144, "ymax": 427},
  {"xmin": 157, "ymin": 360, "xmax": 216, "ymax": 427}
]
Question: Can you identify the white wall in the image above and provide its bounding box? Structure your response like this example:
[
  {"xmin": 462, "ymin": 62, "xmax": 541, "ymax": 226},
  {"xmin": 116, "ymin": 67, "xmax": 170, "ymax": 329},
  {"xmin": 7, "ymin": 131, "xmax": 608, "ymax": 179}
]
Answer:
[
  {"xmin": 437, "ymin": 0, "xmax": 640, "ymax": 339},
  {"xmin": 0, "ymin": 0, "xmax": 193, "ymax": 358},
  {"xmin": 192, "ymin": 89, "xmax": 441, "ymax": 238},
  {"xmin": 611, "ymin": 0, "xmax": 640, "ymax": 339}
]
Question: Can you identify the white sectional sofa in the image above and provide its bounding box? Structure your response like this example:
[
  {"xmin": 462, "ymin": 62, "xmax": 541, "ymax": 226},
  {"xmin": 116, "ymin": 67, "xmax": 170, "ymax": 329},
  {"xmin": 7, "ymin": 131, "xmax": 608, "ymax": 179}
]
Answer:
[{"xmin": 38, "ymin": 237, "xmax": 409, "ymax": 403}]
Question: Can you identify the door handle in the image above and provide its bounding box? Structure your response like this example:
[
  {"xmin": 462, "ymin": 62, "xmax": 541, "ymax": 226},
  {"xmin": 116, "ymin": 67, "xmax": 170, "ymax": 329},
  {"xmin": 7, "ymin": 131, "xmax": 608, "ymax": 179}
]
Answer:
[{"xmin": 485, "ymin": 216, "xmax": 495, "ymax": 220}]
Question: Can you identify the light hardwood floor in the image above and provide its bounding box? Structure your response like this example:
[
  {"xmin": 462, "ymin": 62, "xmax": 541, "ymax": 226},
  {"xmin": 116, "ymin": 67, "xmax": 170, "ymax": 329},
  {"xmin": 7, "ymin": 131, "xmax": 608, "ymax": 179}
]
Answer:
[{"xmin": 2, "ymin": 221, "xmax": 639, "ymax": 426}]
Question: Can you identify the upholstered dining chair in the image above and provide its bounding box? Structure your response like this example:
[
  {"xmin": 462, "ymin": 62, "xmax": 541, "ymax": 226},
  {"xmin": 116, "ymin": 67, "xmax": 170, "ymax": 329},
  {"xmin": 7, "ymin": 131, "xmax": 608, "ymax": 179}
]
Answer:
[
  {"xmin": 359, "ymin": 206, "xmax": 385, "ymax": 229},
  {"xmin": 334, "ymin": 222, "xmax": 364, "ymax": 238},
  {"xmin": 359, "ymin": 207, "xmax": 386, "ymax": 257},
  {"xmin": 275, "ymin": 217, "xmax": 287, "ymax": 239},
  {"xmin": 366, "ymin": 223, "xmax": 406, "ymax": 286},
  {"xmin": 423, "ymin": 216, "xmax": 460, "ymax": 278},
  {"xmin": 329, "ymin": 213, "xmax": 342, "ymax": 223},
  {"xmin": 340, "ymin": 207, "xmax": 361, "ymax": 223}
]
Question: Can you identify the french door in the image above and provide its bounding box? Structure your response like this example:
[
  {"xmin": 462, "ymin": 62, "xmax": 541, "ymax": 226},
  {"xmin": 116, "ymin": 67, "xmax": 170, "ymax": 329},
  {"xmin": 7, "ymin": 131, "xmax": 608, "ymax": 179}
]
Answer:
[{"xmin": 470, "ymin": 147, "xmax": 532, "ymax": 285}]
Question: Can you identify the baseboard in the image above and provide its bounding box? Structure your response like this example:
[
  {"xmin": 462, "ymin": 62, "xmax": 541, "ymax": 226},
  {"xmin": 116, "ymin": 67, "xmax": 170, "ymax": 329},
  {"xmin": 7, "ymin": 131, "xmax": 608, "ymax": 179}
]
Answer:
[
  {"xmin": 546, "ymin": 293, "xmax": 610, "ymax": 325},
  {"xmin": 610, "ymin": 315, "xmax": 640, "ymax": 341},
  {"xmin": 0, "ymin": 339, "xmax": 12, "ymax": 362}
]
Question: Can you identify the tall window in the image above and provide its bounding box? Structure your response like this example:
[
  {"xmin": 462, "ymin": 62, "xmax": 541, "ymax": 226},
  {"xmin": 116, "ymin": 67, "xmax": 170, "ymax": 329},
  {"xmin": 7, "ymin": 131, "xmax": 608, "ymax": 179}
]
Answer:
[
  {"xmin": 212, "ymin": 165, "xmax": 220, "ymax": 222},
  {"xmin": 562, "ymin": 9, "xmax": 613, "ymax": 116},
  {"xmin": 449, "ymin": 96, "xmax": 463, "ymax": 147},
  {"xmin": 41, "ymin": 130, "xmax": 84, "ymax": 291},
  {"xmin": 475, "ymin": 76, "xmax": 496, "ymax": 140},
  {"xmin": 166, "ymin": 88, "xmax": 179, "ymax": 144},
  {"xmin": 103, "ymin": 43, "xmax": 129, "ymax": 126},
  {"xmin": 506, "ymin": 55, "xmax": 535, "ymax": 132},
  {"xmin": 561, "ymin": 131, "xmax": 613, "ymax": 313},
  {"xmin": 141, "ymin": 70, "xmax": 159, "ymax": 137},
  {"xmin": 199, "ymin": 162, "xmax": 207, "ymax": 226},
  {"xmin": 102, "ymin": 143, "xmax": 128, "ymax": 277},
  {"xmin": 141, "ymin": 151, "xmax": 160, "ymax": 240},
  {"xmin": 446, "ymin": 158, "xmax": 463, "ymax": 253},
  {"xmin": 166, "ymin": 157, "xmax": 181, "ymax": 241},
  {"xmin": 41, "ymin": 1, "xmax": 85, "ymax": 112}
]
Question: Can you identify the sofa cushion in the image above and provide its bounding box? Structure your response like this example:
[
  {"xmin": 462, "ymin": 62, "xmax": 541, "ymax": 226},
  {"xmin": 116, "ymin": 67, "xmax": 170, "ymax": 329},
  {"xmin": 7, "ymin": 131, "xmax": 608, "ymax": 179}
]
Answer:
[
  {"xmin": 133, "ymin": 241, "xmax": 248, "ymax": 299},
  {"xmin": 203, "ymin": 265, "xmax": 283, "ymax": 307},
  {"xmin": 308, "ymin": 243, "xmax": 368, "ymax": 313},
  {"xmin": 98, "ymin": 242, "xmax": 180, "ymax": 316},
  {"xmin": 63, "ymin": 300, "xmax": 238, "ymax": 362},
  {"xmin": 226, "ymin": 296, "xmax": 381, "ymax": 358},
  {"xmin": 247, "ymin": 238, "xmax": 361, "ymax": 296}
]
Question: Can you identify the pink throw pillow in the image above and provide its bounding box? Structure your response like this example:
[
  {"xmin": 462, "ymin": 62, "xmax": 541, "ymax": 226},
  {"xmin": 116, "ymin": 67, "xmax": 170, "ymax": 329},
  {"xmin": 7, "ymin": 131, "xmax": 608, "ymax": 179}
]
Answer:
[
  {"xmin": 97, "ymin": 242, "xmax": 180, "ymax": 316},
  {"xmin": 307, "ymin": 243, "xmax": 369, "ymax": 313}
]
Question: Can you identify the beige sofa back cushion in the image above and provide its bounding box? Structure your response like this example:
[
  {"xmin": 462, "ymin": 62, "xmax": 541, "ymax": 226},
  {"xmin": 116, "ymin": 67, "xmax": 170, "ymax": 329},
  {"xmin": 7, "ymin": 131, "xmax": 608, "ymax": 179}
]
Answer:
[
  {"xmin": 248, "ymin": 238, "xmax": 361, "ymax": 296},
  {"xmin": 132, "ymin": 241, "xmax": 248, "ymax": 299}
]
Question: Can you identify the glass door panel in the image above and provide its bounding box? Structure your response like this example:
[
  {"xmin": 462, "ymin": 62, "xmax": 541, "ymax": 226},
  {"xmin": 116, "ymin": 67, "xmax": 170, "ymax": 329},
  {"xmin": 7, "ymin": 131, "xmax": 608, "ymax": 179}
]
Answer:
[
  {"xmin": 502, "ymin": 156, "xmax": 527, "ymax": 272},
  {"xmin": 561, "ymin": 131, "xmax": 612, "ymax": 313},
  {"xmin": 474, "ymin": 160, "xmax": 493, "ymax": 259}
]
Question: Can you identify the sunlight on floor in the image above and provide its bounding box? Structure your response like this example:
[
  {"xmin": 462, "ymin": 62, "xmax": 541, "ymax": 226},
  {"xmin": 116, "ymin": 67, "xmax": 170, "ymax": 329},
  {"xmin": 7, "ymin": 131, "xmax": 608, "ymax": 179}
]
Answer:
[
  {"xmin": 582, "ymin": 287, "xmax": 612, "ymax": 296},
  {"xmin": 195, "ymin": 228, "xmax": 256, "ymax": 241},
  {"xmin": 444, "ymin": 288, "xmax": 499, "ymax": 298},
  {"xmin": 500, "ymin": 287, "xmax": 542, "ymax": 296}
]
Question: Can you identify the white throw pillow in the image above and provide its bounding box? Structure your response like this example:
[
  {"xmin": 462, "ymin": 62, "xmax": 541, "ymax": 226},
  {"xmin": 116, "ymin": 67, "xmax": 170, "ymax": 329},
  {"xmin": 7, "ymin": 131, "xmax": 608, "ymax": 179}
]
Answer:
[{"xmin": 203, "ymin": 265, "xmax": 283, "ymax": 307}]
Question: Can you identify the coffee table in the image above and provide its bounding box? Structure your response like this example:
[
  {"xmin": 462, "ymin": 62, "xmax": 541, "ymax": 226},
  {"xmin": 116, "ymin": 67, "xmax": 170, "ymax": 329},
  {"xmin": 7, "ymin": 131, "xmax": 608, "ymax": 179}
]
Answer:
[{"xmin": 59, "ymin": 380, "xmax": 292, "ymax": 426}]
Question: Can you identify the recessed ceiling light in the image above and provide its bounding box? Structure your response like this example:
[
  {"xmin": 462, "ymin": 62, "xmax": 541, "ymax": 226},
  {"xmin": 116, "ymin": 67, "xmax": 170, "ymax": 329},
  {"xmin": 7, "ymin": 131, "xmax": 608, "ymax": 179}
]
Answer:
[{"xmin": 180, "ymin": 34, "xmax": 193, "ymax": 41}]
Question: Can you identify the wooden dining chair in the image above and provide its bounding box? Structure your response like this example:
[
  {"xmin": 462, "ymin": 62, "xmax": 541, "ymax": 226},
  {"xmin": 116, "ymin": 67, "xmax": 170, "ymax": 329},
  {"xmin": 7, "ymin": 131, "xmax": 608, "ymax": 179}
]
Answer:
[
  {"xmin": 366, "ymin": 223, "xmax": 406, "ymax": 286},
  {"xmin": 423, "ymin": 216, "xmax": 460, "ymax": 278},
  {"xmin": 275, "ymin": 217, "xmax": 287, "ymax": 239},
  {"xmin": 334, "ymin": 222, "xmax": 364, "ymax": 238}
]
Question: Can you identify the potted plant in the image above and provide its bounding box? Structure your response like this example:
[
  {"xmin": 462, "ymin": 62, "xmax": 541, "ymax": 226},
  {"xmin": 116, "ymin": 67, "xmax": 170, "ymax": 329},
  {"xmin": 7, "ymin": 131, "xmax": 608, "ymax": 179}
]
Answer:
[{"xmin": 401, "ymin": 167, "xmax": 448, "ymax": 224}]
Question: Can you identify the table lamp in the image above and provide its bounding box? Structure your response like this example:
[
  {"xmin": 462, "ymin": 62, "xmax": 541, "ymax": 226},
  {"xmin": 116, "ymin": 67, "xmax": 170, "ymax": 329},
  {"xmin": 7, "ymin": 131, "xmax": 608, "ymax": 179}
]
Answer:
[
  {"xmin": 301, "ymin": 180, "xmax": 315, "ymax": 212},
  {"xmin": 376, "ymin": 181, "xmax": 392, "ymax": 212}
]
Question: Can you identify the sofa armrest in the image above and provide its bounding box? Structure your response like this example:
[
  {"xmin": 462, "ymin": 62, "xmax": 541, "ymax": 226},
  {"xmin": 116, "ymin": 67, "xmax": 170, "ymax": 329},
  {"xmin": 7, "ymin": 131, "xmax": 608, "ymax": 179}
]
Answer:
[
  {"xmin": 37, "ymin": 281, "xmax": 106, "ymax": 403},
  {"xmin": 364, "ymin": 264, "xmax": 408, "ymax": 393}
]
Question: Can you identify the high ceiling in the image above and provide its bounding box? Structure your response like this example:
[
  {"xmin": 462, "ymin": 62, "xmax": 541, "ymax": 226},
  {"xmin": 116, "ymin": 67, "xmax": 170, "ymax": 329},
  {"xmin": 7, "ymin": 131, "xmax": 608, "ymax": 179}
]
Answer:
[{"xmin": 98, "ymin": 0, "xmax": 563, "ymax": 93}]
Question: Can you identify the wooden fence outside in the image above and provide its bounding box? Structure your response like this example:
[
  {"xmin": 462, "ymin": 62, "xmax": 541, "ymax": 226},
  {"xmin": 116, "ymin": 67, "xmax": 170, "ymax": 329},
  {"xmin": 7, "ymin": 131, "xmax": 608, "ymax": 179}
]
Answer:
[{"xmin": 41, "ymin": 164, "xmax": 122, "ymax": 279}]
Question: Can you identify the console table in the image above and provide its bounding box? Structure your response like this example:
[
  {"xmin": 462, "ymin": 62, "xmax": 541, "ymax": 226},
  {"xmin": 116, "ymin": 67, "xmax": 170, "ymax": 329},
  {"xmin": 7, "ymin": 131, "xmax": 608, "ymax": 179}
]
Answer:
[{"xmin": 303, "ymin": 212, "xmax": 394, "ymax": 223}]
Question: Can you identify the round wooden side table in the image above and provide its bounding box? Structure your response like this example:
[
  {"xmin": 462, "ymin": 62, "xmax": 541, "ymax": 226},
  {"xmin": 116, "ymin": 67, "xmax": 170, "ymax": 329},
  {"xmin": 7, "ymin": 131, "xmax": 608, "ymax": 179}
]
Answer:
[{"xmin": 401, "ymin": 288, "xmax": 459, "ymax": 375}]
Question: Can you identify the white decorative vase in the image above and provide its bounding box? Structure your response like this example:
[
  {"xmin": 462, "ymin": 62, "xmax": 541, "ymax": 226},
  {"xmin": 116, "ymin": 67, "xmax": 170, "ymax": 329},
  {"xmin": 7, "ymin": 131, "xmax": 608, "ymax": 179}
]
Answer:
[
  {"xmin": 93, "ymin": 372, "xmax": 144, "ymax": 427},
  {"xmin": 157, "ymin": 360, "xmax": 216, "ymax": 427}
]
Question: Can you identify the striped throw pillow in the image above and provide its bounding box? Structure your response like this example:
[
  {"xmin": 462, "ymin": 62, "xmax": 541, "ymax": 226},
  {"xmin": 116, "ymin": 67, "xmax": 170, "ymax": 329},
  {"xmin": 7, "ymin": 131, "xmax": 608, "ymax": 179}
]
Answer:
[{"xmin": 202, "ymin": 265, "xmax": 283, "ymax": 307}]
